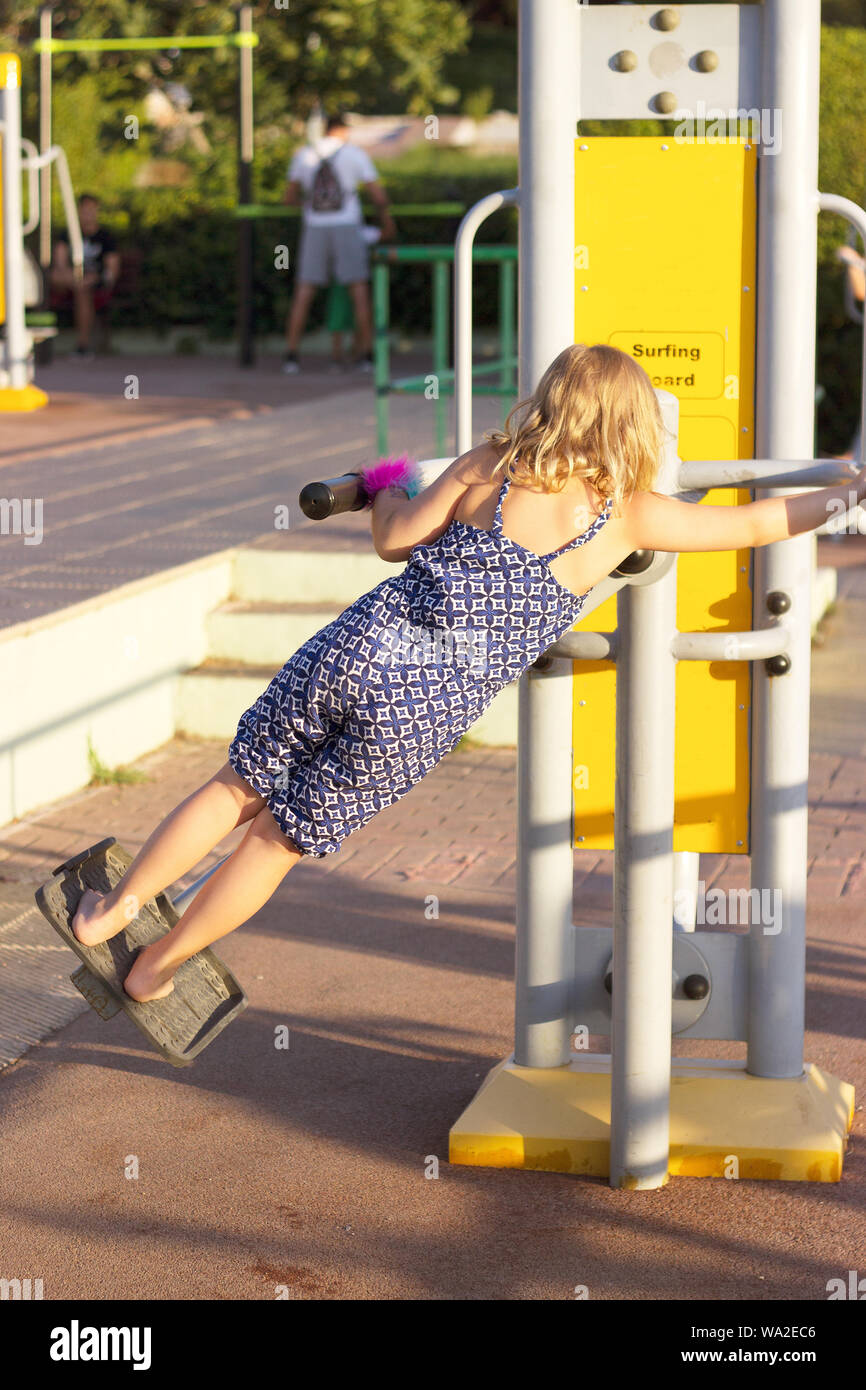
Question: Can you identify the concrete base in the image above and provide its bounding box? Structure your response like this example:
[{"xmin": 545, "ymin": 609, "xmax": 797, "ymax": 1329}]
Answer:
[
  {"xmin": 449, "ymin": 1054, "xmax": 855, "ymax": 1183},
  {"xmin": 0, "ymin": 384, "xmax": 48, "ymax": 411}
]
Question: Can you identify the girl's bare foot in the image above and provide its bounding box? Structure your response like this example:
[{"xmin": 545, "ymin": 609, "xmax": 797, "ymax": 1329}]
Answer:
[
  {"xmin": 72, "ymin": 888, "xmax": 137, "ymax": 947},
  {"xmin": 123, "ymin": 943, "xmax": 176, "ymax": 1003}
]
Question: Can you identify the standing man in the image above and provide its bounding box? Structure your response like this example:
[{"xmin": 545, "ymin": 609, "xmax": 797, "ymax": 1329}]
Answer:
[
  {"xmin": 282, "ymin": 112, "xmax": 395, "ymax": 374},
  {"xmin": 51, "ymin": 194, "xmax": 120, "ymax": 359}
]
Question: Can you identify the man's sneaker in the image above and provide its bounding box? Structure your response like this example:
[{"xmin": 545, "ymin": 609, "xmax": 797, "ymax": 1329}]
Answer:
[
  {"xmin": 282, "ymin": 352, "xmax": 300, "ymax": 374},
  {"xmin": 72, "ymin": 345, "xmax": 94, "ymax": 361},
  {"xmin": 351, "ymin": 352, "xmax": 373, "ymax": 373}
]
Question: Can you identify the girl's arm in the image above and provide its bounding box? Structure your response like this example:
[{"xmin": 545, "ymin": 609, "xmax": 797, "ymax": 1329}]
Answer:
[
  {"xmin": 625, "ymin": 469, "xmax": 866, "ymax": 554},
  {"xmin": 370, "ymin": 446, "xmax": 489, "ymax": 561}
]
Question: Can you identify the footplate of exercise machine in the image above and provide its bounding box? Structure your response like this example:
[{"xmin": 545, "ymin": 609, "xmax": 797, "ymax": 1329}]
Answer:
[{"xmin": 35, "ymin": 837, "xmax": 247, "ymax": 1066}]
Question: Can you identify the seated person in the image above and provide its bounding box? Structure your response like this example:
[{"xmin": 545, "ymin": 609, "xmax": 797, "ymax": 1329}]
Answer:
[{"xmin": 51, "ymin": 193, "xmax": 120, "ymax": 359}]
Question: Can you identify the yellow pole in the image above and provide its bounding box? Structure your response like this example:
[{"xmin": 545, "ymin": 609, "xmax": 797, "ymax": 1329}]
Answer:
[{"xmin": 0, "ymin": 52, "xmax": 49, "ymax": 410}]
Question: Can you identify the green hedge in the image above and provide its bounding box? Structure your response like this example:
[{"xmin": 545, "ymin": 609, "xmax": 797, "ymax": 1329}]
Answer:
[{"xmin": 37, "ymin": 152, "xmax": 520, "ymax": 342}]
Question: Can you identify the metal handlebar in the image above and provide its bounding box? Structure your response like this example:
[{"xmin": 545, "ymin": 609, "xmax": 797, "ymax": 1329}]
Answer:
[
  {"xmin": 454, "ymin": 189, "xmax": 519, "ymax": 455},
  {"xmin": 19, "ymin": 140, "xmax": 83, "ymax": 276}
]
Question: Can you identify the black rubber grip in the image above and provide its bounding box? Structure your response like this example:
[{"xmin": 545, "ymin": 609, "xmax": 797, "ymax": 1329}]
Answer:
[{"xmin": 299, "ymin": 473, "xmax": 368, "ymax": 520}]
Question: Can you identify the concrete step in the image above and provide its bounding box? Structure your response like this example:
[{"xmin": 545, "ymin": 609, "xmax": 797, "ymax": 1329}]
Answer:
[
  {"xmin": 175, "ymin": 657, "xmax": 519, "ymax": 747},
  {"xmin": 206, "ymin": 599, "xmax": 344, "ymax": 666},
  {"xmin": 176, "ymin": 660, "xmax": 279, "ymax": 740},
  {"xmin": 233, "ymin": 545, "xmax": 399, "ymax": 605},
  {"xmin": 183, "ymin": 543, "xmax": 521, "ymax": 745}
]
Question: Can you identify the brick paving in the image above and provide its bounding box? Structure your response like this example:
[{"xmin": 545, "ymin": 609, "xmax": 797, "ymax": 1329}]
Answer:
[
  {"xmin": 0, "ymin": 648, "xmax": 862, "ymax": 1296},
  {"xmin": 1, "ymin": 350, "xmax": 439, "ymax": 465},
  {"xmin": 0, "ymin": 389, "xmax": 863, "ymax": 1297}
]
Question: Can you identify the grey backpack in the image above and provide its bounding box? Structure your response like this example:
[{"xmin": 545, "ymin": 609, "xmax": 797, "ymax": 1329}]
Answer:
[{"xmin": 309, "ymin": 150, "xmax": 346, "ymax": 213}]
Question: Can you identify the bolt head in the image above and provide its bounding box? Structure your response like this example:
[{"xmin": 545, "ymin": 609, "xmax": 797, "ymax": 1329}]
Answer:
[
  {"xmin": 683, "ymin": 973, "xmax": 710, "ymax": 1000},
  {"xmin": 654, "ymin": 91, "xmax": 678, "ymax": 115},
  {"xmin": 655, "ymin": 7, "xmax": 681, "ymax": 32},
  {"xmin": 695, "ymin": 49, "xmax": 719, "ymax": 73}
]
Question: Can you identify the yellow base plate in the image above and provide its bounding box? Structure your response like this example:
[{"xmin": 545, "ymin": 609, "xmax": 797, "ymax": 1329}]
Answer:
[
  {"xmin": 449, "ymin": 1055, "xmax": 854, "ymax": 1183},
  {"xmin": 0, "ymin": 385, "xmax": 48, "ymax": 412}
]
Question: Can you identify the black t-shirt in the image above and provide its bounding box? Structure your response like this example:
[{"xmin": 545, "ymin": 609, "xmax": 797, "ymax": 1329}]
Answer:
[{"xmin": 57, "ymin": 226, "xmax": 118, "ymax": 283}]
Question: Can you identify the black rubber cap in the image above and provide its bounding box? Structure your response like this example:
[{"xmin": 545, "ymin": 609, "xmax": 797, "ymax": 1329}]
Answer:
[{"xmin": 683, "ymin": 973, "xmax": 710, "ymax": 1000}]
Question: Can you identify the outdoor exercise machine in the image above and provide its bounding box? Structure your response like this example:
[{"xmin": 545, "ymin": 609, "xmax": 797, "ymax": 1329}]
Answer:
[
  {"xmin": 294, "ymin": 0, "xmax": 866, "ymax": 1188},
  {"xmin": 443, "ymin": 0, "xmax": 866, "ymax": 1189},
  {"xmin": 46, "ymin": 3, "xmax": 865, "ymax": 1168},
  {"xmin": 32, "ymin": 4, "xmax": 257, "ymax": 365},
  {"xmin": 0, "ymin": 50, "xmax": 81, "ymax": 410}
]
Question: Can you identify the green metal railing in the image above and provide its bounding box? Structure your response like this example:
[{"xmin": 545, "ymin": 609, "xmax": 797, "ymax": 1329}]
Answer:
[
  {"xmin": 234, "ymin": 202, "xmax": 466, "ymax": 220},
  {"xmin": 372, "ymin": 244, "xmax": 517, "ymax": 456}
]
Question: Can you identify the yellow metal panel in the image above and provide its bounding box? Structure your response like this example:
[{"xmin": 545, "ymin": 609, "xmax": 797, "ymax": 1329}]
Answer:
[{"xmin": 572, "ymin": 138, "xmax": 756, "ymax": 852}]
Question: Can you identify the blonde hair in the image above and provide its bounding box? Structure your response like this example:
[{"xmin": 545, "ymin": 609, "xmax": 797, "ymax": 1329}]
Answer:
[{"xmin": 484, "ymin": 343, "xmax": 665, "ymax": 515}]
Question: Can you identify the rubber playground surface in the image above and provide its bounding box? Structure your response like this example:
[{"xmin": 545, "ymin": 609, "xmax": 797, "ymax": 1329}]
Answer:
[{"xmin": 0, "ymin": 362, "xmax": 864, "ymax": 1300}]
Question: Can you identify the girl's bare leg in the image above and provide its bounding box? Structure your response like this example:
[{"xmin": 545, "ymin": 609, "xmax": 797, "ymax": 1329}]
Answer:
[
  {"xmin": 72, "ymin": 763, "xmax": 266, "ymax": 947},
  {"xmin": 123, "ymin": 805, "xmax": 302, "ymax": 1001}
]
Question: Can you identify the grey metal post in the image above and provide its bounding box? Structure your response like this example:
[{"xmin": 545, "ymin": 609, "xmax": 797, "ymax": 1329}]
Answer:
[
  {"xmin": 517, "ymin": 0, "xmax": 579, "ymax": 392},
  {"xmin": 237, "ymin": 3, "xmax": 255, "ymax": 366},
  {"xmin": 513, "ymin": 0, "xmax": 581, "ymax": 1069},
  {"xmin": 609, "ymin": 392, "xmax": 680, "ymax": 1189},
  {"xmin": 1, "ymin": 60, "xmax": 29, "ymax": 391},
  {"xmin": 610, "ymin": 560, "xmax": 678, "ymax": 1188},
  {"xmin": 748, "ymin": 0, "xmax": 821, "ymax": 1079},
  {"xmin": 514, "ymin": 661, "xmax": 577, "ymax": 1067},
  {"xmin": 38, "ymin": 5, "xmax": 53, "ymax": 274}
]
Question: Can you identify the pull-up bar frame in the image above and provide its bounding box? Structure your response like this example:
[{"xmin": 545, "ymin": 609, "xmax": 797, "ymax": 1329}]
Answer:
[{"xmin": 33, "ymin": 5, "xmax": 257, "ymax": 360}]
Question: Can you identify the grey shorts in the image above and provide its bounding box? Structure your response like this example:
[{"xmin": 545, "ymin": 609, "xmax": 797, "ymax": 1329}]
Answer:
[{"xmin": 296, "ymin": 223, "xmax": 369, "ymax": 286}]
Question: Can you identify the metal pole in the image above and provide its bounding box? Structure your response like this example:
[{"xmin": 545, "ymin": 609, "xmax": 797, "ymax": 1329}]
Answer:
[
  {"xmin": 514, "ymin": 660, "xmax": 577, "ymax": 1068},
  {"xmin": 454, "ymin": 190, "xmax": 517, "ymax": 455},
  {"xmin": 513, "ymin": 0, "xmax": 580, "ymax": 1069},
  {"xmin": 748, "ymin": 0, "xmax": 821, "ymax": 1080},
  {"xmin": 373, "ymin": 257, "xmax": 389, "ymax": 454},
  {"xmin": 610, "ymin": 560, "xmax": 678, "ymax": 1188},
  {"xmin": 609, "ymin": 392, "xmax": 680, "ymax": 1190},
  {"xmin": 1, "ymin": 56, "xmax": 30, "ymax": 391},
  {"xmin": 237, "ymin": 4, "xmax": 255, "ymax": 366},
  {"xmin": 38, "ymin": 5, "xmax": 53, "ymax": 275},
  {"xmin": 432, "ymin": 258, "xmax": 449, "ymax": 457},
  {"xmin": 498, "ymin": 255, "xmax": 516, "ymax": 425},
  {"xmin": 517, "ymin": 0, "xmax": 578, "ymax": 393}
]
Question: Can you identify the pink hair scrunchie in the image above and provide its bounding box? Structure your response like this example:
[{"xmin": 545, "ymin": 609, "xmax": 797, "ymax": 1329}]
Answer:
[{"xmin": 355, "ymin": 455, "xmax": 423, "ymax": 509}]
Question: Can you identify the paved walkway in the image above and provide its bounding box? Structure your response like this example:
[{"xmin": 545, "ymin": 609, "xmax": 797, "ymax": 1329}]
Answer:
[
  {"xmin": 2, "ymin": 351, "xmax": 432, "ymax": 465},
  {"xmin": 0, "ymin": 368, "xmax": 505, "ymax": 630},
  {"xmin": 0, "ymin": 531, "xmax": 863, "ymax": 1298}
]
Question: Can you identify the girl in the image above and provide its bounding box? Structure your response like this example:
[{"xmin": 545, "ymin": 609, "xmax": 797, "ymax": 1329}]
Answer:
[{"xmin": 72, "ymin": 343, "xmax": 865, "ymax": 1002}]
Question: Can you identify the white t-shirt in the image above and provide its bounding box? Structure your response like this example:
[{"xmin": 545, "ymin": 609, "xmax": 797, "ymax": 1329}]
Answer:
[{"xmin": 287, "ymin": 136, "xmax": 379, "ymax": 227}]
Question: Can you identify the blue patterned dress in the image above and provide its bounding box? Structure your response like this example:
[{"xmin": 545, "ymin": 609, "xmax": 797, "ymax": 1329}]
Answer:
[{"xmin": 228, "ymin": 474, "xmax": 613, "ymax": 856}]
